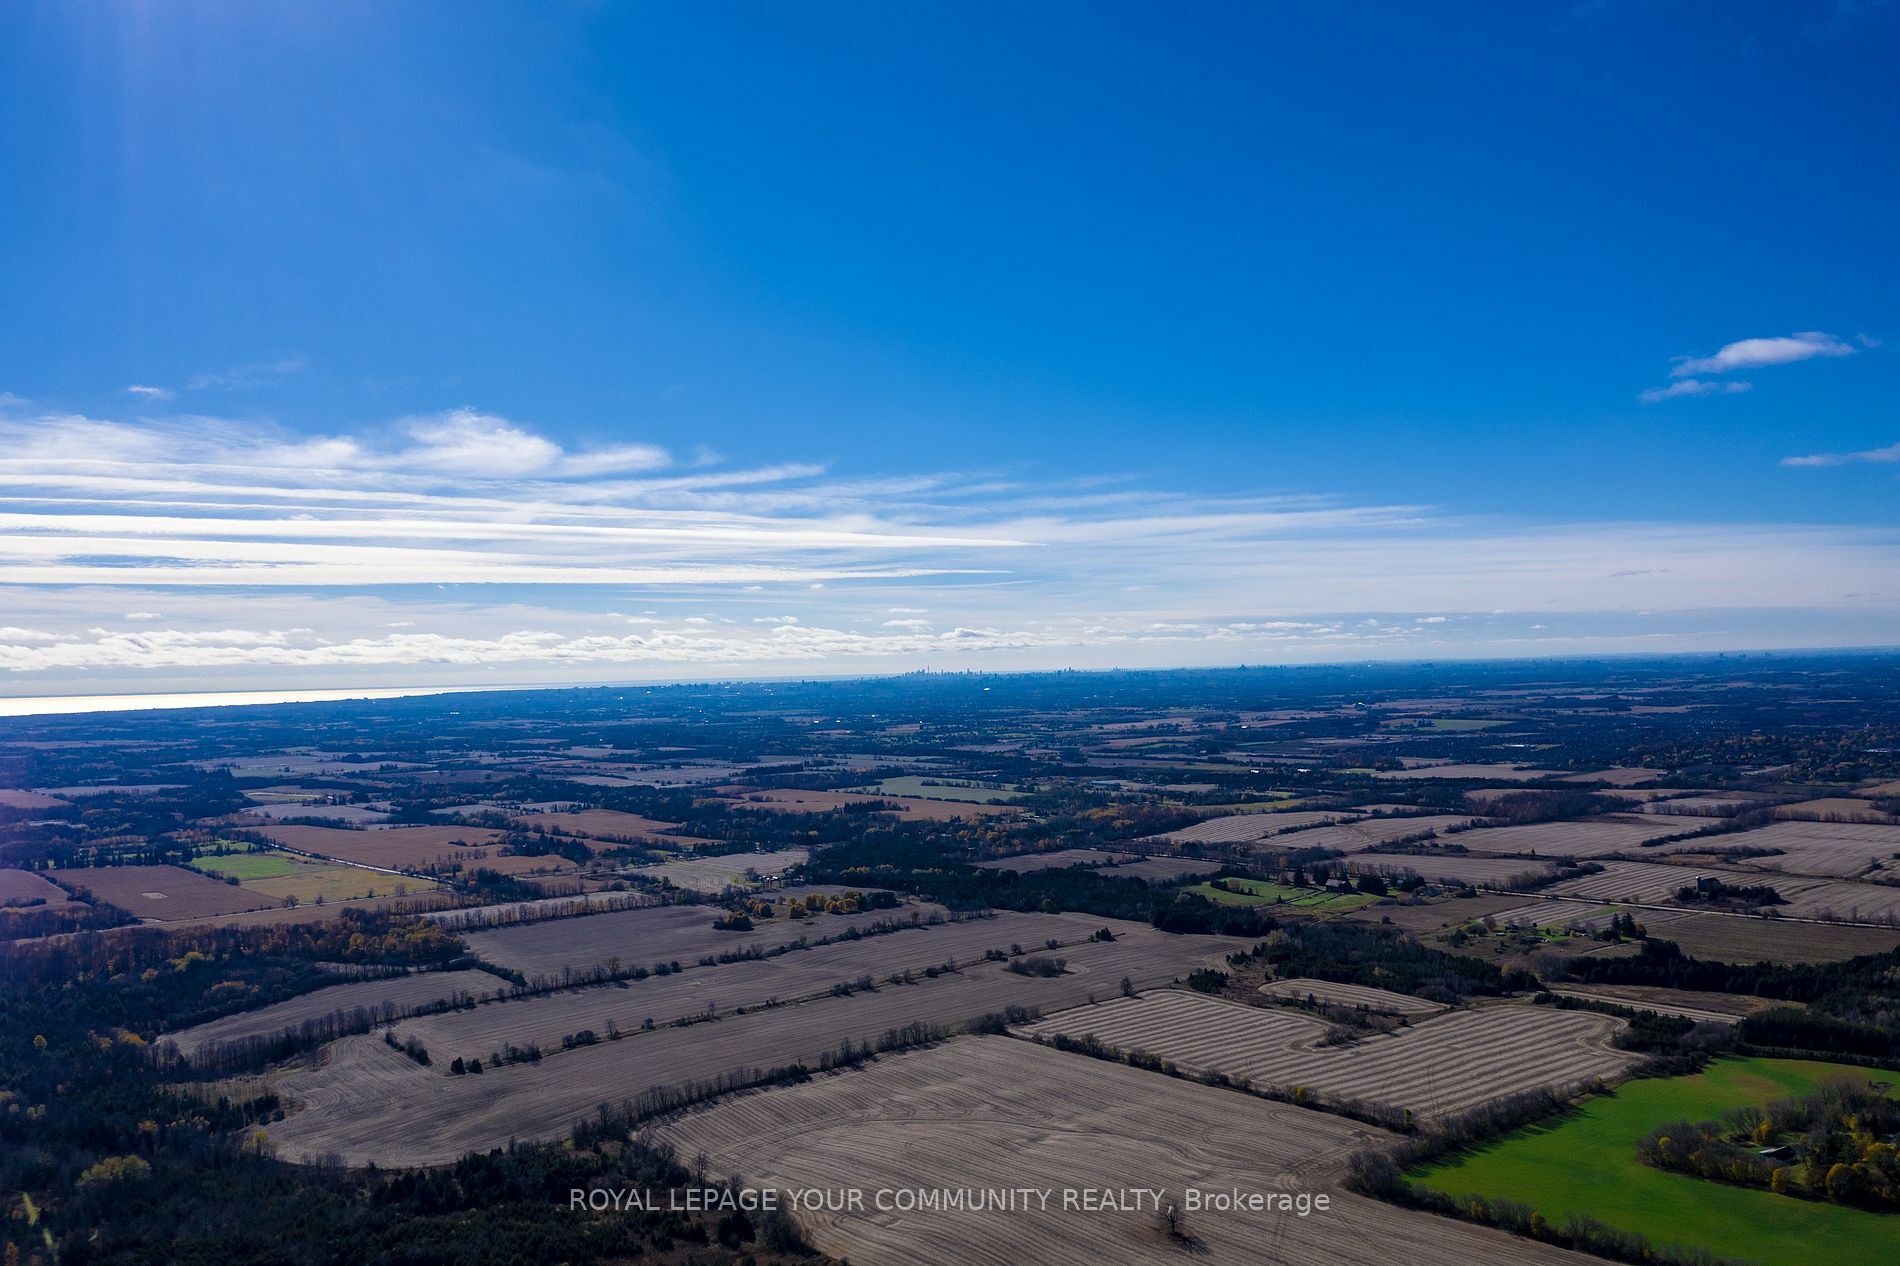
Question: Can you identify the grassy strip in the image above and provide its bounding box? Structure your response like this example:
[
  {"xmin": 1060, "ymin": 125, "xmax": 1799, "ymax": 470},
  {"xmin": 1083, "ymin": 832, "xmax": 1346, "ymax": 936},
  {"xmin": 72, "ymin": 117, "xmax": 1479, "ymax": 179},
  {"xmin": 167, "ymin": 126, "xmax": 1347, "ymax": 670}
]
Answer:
[{"xmin": 1377, "ymin": 1057, "xmax": 1900, "ymax": 1266}]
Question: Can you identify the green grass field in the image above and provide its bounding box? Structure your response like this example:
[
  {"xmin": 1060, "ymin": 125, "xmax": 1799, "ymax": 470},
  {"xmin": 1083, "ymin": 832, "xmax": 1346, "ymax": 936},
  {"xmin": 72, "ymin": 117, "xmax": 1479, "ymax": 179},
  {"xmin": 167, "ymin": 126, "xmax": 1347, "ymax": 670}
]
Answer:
[
  {"xmin": 189, "ymin": 852, "xmax": 297, "ymax": 880},
  {"xmin": 1412, "ymin": 1057, "xmax": 1900, "ymax": 1266},
  {"xmin": 1189, "ymin": 878, "xmax": 1380, "ymax": 914},
  {"xmin": 858, "ymin": 776, "xmax": 1027, "ymax": 802},
  {"xmin": 1190, "ymin": 798, "xmax": 1314, "ymax": 813},
  {"xmin": 245, "ymin": 863, "xmax": 412, "ymax": 903},
  {"xmin": 1383, "ymin": 718, "xmax": 1508, "ymax": 731}
]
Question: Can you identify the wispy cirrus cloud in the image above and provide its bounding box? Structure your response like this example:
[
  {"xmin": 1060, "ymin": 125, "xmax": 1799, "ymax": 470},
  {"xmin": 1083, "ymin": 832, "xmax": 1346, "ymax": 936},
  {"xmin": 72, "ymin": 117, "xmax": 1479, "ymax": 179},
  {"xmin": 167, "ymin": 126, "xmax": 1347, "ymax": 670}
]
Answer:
[
  {"xmin": 1638, "ymin": 378, "xmax": 1752, "ymax": 404},
  {"xmin": 1782, "ymin": 441, "xmax": 1900, "ymax": 469},
  {"xmin": 0, "ymin": 407, "xmax": 677, "ymax": 496},
  {"xmin": 1, "ymin": 396, "xmax": 1899, "ymax": 689},
  {"xmin": 184, "ymin": 356, "xmax": 309, "ymax": 392},
  {"xmin": 117, "ymin": 358, "xmax": 306, "ymax": 402}
]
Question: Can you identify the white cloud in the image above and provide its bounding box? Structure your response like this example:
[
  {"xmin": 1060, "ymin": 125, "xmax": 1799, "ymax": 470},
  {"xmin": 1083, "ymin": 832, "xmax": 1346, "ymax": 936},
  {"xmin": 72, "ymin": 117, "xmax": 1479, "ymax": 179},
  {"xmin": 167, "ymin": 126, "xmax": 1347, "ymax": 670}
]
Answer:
[
  {"xmin": 0, "ymin": 619, "xmax": 1128, "ymax": 673},
  {"xmin": 1641, "ymin": 329, "xmax": 1858, "ymax": 403},
  {"xmin": 186, "ymin": 357, "xmax": 309, "ymax": 391},
  {"xmin": 1639, "ymin": 378, "xmax": 1753, "ymax": 404},
  {"xmin": 1671, "ymin": 331, "xmax": 1855, "ymax": 377},
  {"xmin": 3, "ymin": 398, "xmax": 1900, "ymax": 690},
  {"xmin": 382, "ymin": 410, "xmax": 665, "ymax": 478},
  {"xmin": 393, "ymin": 409, "xmax": 563, "ymax": 476},
  {"xmin": 1782, "ymin": 441, "xmax": 1900, "ymax": 468},
  {"xmin": 125, "ymin": 385, "xmax": 173, "ymax": 400}
]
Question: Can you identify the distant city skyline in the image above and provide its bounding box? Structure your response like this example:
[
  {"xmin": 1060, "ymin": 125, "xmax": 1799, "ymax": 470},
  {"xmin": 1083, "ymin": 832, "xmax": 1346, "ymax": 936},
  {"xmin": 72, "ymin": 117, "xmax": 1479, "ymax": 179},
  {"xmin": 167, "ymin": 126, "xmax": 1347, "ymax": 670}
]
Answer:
[{"xmin": 2, "ymin": 2, "xmax": 1896, "ymax": 697}]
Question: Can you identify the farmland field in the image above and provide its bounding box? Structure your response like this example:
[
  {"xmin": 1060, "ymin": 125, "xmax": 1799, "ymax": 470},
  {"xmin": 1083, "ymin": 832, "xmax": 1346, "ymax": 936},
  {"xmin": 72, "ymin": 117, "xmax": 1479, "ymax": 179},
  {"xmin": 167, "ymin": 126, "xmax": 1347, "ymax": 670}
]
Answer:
[
  {"xmin": 1258, "ymin": 977, "xmax": 1445, "ymax": 1015},
  {"xmin": 509, "ymin": 808, "xmax": 710, "ymax": 846},
  {"xmin": 1545, "ymin": 861, "xmax": 1900, "ymax": 924},
  {"xmin": 1189, "ymin": 878, "xmax": 1379, "ymax": 914},
  {"xmin": 1641, "ymin": 792, "xmax": 1778, "ymax": 816},
  {"xmin": 1560, "ymin": 864, "xmax": 1900, "ymax": 918},
  {"xmin": 150, "ymin": 891, "xmax": 452, "ymax": 932},
  {"xmin": 1385, "ymin": 717, "xmax": 1509, "ymax": 731},
  {"xmin": 1656, "ymin": 912, "xmax": 1900, "ymax": 963},
  {"xmin": 1347, "ymin": 853, "xmax": 1559, "ymax": 887},
  {"xmin": 1547, "ymin": 984, "xmax": 1772, "ymax": 1023},
  {"xmin": 977, "ymin": 848, "xmax": 1131, "ymax": 872},
  {"xmin": 1543, "ymin": 860, "xmax": 1720, "ymax": 904},
  {"xmin": 560, "ymin": 763, "xmax": 753, "ymax": 788},
  {"xmin": 1769, "ymin": 876, "xmax": 1900, "ymax": 923},
  {"xmin": 187, "ymin": 848, "xmax": 424, "ymax": 903},
  {"xmin": 0, "ymin": 867, "xmax": 80, "ymax": 908},
  {"xmin": 976, "ymin": 850, "xmax": 1218, "ymax": 883},
  {"xmin": 1542, "ymin": 862, "xmax": 1894, "ymax": 911},
  {"xmin": 1560, "ymin": 767, "xmax": 1667, "ymax": 787},
  {"xmin": 1413, "ymin": 1057, "xmax": 1900, "ymax": 1266},
  {"xmin": 1773, "ymin": 797, "xmax": 1895, "ymax": 823},
  {"xmin": 855, "ymin": 775, "xmax": 1027, "ymax": 801},
  {"xmin": 1477, "ymin": 898, "xmax": 1698, "ymax": 933},
  {"xmin": 239, "ymin": 803, "xmax": 393, "ymax": 826},
  {"xmin": 725, "ymin": 787, "xmax": 1019, "ymax": 820},
  {"xmin": 164, "ymin": 968, "xmax": 504, "ymax": 1058},
  {"xmin": 1109, "ymin": 855, "xmax": 1222, "ymax": 882},
  {"xmin": 252, "ymin": 824, "xmax": 507, "ymax": 871},
  {"xmin": 1020, "ymin": 992, "xmax": 1639, "ymax": 1120},
  {"xmin": 458, "ymin": 901, "xmax": 942, "ymax": 978},
  {"xmin": 1447, "ymin": 815, "xmax": 1677, "ymax": 858},
  {"xmin": 421, "ymin": 890, "xmax": 658, "ymax": 927},
  {"xmin": 1150, "ymin": 810, "xmax": 1360, "ymax": 845},
  {"xmin": 396, "ymin": 910, "xmax": 1107, "ymax": 1057},
  {"xmin": 0, "ymin": 788, "xmax": 71, "ymax": 809},
  {"xmin": 655, "ymin": 1036, "xmax": 1594, "ymax": 1266},
  {"xmin": 49, "ymin": 864, "xmax": 278, "ymax": 920},
  {"xmin": 244, "ymin": 861, "xmax": 420, "ymax": 904},
  {"xmin": 1264, "ymin": 815, "xmax": 1477, "ymax": 853},
  {"xmin": 1373, "ymin": 763, "xmax": 1560, "ymax": 781},
  {"xmin": 1368, "ymin": 893, "xmax": 1539, "ymax": 933},
  {"xmin": 17, "ymin": 652, "xmax": 1900, "ymax": 1263},
  {"xmin": 627, "ymin": 846, "xmax": 808, "ymax": 891},
  {"xmin": 269, "ymin": 924, "xmax": 1237, "ymax": 1165},
  {"xmin": 189, "ymin": 851, "xmax": 298, "ymax": 880},
  {"xmin": 462, "ymin": 901, "xmax": 926, "ymax": 976},
  {"xmin": 1722, "ymin": 819, "xmax": 1900, "ymax": 879},
  {"xmin": 31, "ymin": 783, "xmax": 182, "ymax": 798},
  {"xmin": 198, "ymin": 754, "xmax": 427, "ymax": 777}
]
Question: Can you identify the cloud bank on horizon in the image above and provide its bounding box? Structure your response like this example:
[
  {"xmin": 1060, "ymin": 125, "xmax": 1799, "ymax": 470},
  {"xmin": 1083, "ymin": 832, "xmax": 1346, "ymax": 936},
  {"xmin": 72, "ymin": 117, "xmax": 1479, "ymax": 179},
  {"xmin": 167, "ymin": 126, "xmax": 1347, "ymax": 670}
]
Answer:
[{"xmin": 2, "ymin": 378, "xmax": 1897, "ymax": 695}]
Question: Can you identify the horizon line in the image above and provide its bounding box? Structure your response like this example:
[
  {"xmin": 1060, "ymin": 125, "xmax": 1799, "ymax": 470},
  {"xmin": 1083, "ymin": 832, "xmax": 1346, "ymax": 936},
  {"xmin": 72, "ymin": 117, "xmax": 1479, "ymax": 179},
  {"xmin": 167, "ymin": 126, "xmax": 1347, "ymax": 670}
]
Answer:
[{"xmin": 5, "ymin": 642, "xmax": 1900, "ymax": 719}]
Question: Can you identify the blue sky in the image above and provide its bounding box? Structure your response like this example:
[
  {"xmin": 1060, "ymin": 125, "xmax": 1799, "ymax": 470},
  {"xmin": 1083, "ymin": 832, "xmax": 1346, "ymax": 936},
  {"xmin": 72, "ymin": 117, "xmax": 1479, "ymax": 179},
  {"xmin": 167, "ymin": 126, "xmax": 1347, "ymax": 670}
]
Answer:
[{"xmin": 0, "ymin": 1, "xmax": 1896, "ymax": 695}]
